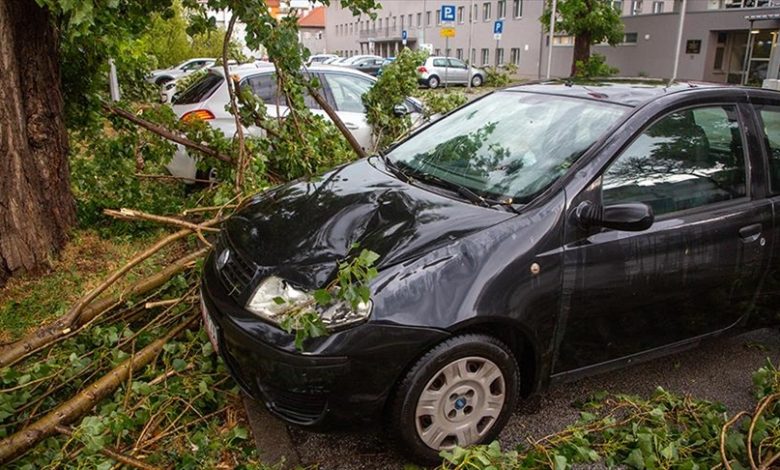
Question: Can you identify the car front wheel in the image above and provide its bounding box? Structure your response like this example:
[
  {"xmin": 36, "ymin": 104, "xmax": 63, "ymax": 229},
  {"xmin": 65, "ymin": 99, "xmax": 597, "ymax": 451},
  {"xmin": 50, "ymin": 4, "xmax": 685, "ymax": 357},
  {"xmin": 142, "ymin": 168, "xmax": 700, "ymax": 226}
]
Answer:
[
  {"xmin": 427, "ymin": 75, "xmax": 440, "ymax": 89},
  {"xmin": 389, "ymin": 334, "xmax": 520, "ymax": 464},
  {"xmin": 471, "ymin": 75, "xmax": 483, "ymax": 87}
]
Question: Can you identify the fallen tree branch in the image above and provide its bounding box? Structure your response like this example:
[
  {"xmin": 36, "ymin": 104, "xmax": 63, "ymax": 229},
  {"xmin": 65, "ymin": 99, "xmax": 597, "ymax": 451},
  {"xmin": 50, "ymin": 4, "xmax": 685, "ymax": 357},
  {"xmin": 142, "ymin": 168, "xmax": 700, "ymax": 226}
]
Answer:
[
  {"xmin": 0, "ymin": 315, "xmax": 198, "ymax": 465},
  {"xmin": 104, "ymin": 208, "xmax": 219, "ymax": 248},
  {"xmin": 102, "ymin": 102, "xmax": 232, "ymax": 164},
  {"xmin": 0, "ymin": 248, "xmax": 208, "ymax": 368},
  {"xmin": 720, "ymin": 411, "xmax": 749, "ymax": 470},
  {"xmin": 54, "ymin": 425, "xmax": 162, "ymax": 470},
  {"xmin": 306, "ymin": 82, "xmax": 367, "ymax": 159},
  {"xmin": 221, "ymin": 15, "xmax": 246, "ymax": 193}
]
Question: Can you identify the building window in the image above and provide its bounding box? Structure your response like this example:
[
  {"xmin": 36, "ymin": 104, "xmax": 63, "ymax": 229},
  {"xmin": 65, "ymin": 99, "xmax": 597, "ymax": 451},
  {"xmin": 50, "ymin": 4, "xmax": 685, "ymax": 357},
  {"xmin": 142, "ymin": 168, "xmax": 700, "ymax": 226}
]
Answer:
[
  {"xmin": 510, "ymin": 47, "xmax": 521, "ymax": 65},
  {"xmin": 652, "ymin": 1, "xmax": 663, "ymax": 13},
  {"xmin": 623, "ymin": 32, "xmax": 638, "ymax": 44},
  {"xmin": 436, "ymin": 9, "xmax": 440, "ymax": 25},
  {"xmin": 481, "ymin": 48, "xmax": 490, "ymax": 65},
  {"xmin": 631, "ymin": 0, "xmax": 642, "ymax": 14},
  {"xmin": 400, "ymin": 15, "xmax": 404, "ymax": 29},
  {"xmin": 483, "ymin": 2, "xmax": 491, "ymax": 21},
  {"xmin": 392, "ymin": 16, "xmax": 397, "ymax": 29},
  {"xmin": 497, "ymin": 0, "xmax": 507, "ymax": 18},
  {"xmin": 552, "ymin": 35, "xmax": 575, "ymax": 46},
  {"xmin": 378, "ymin": 18, "xmax": 382, "ymax": 29},
  {"xmin": 610, "ymin": 0, "xmax": 624, "ymax": 13},
  {"xmin": 426, "ymin": 11, "xmax": 431, "ymax": 26},
  {"xmin": 473, "ymin": 4, "xmax": 479, "ymax": 22},
  {"xmin": 458, "ymin": 6, "xmax": 465, "ymax": 23},
  {"xmin": 495, "ymin": 47, "xmax": 504, "ymax": 66},
  {"xmin": 471, "ymin": 48, "xmax": 477, "ymax": 65},
  {"xmin": 513, "ymin": 0, "xmax": 523, "ymax": 17},
  {"xmin": 435, "ymin": 48, "xmax": 441, "ymax": 55},
  {"xmin": 416, "ymin": 13, "xmax": 421, "ymax": 26},
  {"xmin": 456, "ymin": 48, "xmax": 464, "ymax": 59}
]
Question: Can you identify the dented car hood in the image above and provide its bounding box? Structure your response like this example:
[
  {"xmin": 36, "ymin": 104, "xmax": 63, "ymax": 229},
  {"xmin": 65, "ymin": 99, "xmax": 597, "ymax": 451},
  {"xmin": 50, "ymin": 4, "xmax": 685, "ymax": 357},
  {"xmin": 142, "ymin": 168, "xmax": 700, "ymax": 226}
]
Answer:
[{"xmin": 224, "ymin": 157, "xmax": 514, "ymax": 288}]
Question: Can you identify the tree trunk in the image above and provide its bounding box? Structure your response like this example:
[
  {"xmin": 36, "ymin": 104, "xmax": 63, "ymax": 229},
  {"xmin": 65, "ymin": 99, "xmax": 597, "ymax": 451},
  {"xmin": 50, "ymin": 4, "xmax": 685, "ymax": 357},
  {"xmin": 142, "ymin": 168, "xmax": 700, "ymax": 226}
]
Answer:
[
  {"xmin": 571, "ymin": 32, "xmax": 593, "ymax": 77},
  {"xmin": 0, "ymin": 0, "xmax": 75, "ymax": 286}
]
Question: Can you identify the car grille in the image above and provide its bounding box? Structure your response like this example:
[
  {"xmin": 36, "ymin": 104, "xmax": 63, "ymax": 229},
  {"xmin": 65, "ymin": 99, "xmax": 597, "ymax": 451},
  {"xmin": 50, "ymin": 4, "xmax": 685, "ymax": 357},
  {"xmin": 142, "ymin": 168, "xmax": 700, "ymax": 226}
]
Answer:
[
  {"xmin": 259, "ymin": 383, "xmax": 328, "ymax": 424},
  {"xmin": 217, "ymin": 234, "xmax": 256, "ymax": 299}
]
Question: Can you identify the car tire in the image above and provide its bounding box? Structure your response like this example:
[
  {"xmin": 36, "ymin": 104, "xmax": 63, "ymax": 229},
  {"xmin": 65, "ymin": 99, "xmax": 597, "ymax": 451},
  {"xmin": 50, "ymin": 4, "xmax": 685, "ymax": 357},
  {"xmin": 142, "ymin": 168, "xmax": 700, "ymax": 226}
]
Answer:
[
  {"xmin": 471, "ymin": 75, "xmax": 483, "ymax": 87},
  {"xmin": 389, "ymin": 334, "xmax": 520, "ymax": 464},
  {"xmin": 427, "ymin": 76, "xmax": 440, "ymax": 89}
]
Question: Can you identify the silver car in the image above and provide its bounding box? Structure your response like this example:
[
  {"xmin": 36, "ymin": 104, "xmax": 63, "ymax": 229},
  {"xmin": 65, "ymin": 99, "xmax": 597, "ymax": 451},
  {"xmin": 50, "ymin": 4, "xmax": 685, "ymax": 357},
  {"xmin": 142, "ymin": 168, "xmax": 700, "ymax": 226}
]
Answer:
[
  {"xmin": 166, "ymin": 64, "xmax": 426, "ymax": 181},
  {"xmin": 148, "ymin": 58, "xmax": 216, "ymax": 86},
  {"xmin": 417, "ymin": 56, "xmax": 485, "ymax": 89}
]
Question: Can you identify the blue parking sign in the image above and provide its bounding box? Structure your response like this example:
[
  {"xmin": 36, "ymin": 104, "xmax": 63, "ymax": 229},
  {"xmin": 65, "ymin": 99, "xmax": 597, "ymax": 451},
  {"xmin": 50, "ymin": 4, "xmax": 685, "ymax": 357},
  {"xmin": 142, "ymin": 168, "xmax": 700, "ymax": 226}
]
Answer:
[
  {"xmin": 401, "ymin": 30, "xmax": 408, "ymax": 40},
  {"xmin": 493, "ymin": 20, "xmax": 504, "ymax": 35},
  {"xmin": 441, "ymin": 5, "xmax": 456, "ymax": 23}
]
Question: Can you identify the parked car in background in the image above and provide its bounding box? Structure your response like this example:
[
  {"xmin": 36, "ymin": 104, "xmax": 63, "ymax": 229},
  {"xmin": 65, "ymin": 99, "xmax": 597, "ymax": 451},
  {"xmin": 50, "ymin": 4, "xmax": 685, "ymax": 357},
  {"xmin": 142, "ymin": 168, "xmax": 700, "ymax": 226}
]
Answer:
[
  {"xmin": 166, "ymin": 64, "xmax": 425, "ymax": 180},
  {"xmin": 199, "ymin": 81, "xmax": 780, "ymax": 463},
  {"xmin": 346, "ymin": 56, "xmax": 385, "ymax": 76},
  {"xmin": 159, "ymin": 80, "xmax": 177, "ymax": 104},
  {"xmin": 322, "ymin": 56, "xmax": 344, "ymax": 64},
  {"xmin": 417, "ymin": 56, "xmax": 485, "ymax": 88},
  {"xmin": 376, "ymin": 57, "xmax": 395, "ymax": 77},
  {"xmin": 148, "ymin": 58, "xmax": 216, "ymax": 86},
  {"xmin": 338, "ymin": 55, "xmax": 382, "ymax": 66},
  {"xmin": 308, "ymin": 54, "xmax": 338, "ymax": 65}
]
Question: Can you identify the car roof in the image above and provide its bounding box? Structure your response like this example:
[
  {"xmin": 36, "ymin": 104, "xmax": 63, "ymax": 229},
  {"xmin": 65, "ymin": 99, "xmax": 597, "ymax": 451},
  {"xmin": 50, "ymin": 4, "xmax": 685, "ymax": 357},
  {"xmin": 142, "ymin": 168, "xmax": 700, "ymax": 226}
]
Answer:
[
  {"xmin": 503, "ymin": 79, "xmax": 774, "ymax": 107},
  {"xmin": 205, "ymin": 62, "xmax": 376, "ymax": 79}
]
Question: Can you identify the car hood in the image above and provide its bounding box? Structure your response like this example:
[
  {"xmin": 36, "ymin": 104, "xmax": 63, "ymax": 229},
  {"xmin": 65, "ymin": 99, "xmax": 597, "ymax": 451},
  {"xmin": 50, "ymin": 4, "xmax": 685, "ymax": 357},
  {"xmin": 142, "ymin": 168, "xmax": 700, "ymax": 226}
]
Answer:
[{"xmin": 224, "ymin": 157, "xmax": 514, "ymax": 289}]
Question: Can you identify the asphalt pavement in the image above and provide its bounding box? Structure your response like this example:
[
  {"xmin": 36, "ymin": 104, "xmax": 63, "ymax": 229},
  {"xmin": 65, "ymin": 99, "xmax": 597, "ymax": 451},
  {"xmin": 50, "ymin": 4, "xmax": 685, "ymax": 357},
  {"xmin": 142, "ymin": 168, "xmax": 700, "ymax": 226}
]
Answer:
[{"xmin": 246, "ymin": 327, "xmax": 780, "ymax": 469}]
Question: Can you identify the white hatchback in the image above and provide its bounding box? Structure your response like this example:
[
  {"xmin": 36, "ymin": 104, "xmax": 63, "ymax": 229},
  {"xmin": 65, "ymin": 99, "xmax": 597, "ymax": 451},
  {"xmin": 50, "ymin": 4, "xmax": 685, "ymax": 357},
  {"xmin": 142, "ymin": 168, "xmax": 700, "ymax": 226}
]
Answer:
[{"xmin": 167, "ymin": 64, "xmax": 425, "ymax": 181}]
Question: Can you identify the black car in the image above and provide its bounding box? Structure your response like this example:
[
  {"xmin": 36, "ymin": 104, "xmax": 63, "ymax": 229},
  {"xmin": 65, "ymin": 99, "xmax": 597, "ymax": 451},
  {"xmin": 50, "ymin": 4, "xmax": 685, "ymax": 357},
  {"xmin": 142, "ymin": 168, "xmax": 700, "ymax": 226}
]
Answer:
[
  {"xmin": 348, "ymin": 56, "xmax": 386, "ymax": 76},
  {"xmin": 200, "ymin": 81, "xmax": 780, "ymax": 463}
]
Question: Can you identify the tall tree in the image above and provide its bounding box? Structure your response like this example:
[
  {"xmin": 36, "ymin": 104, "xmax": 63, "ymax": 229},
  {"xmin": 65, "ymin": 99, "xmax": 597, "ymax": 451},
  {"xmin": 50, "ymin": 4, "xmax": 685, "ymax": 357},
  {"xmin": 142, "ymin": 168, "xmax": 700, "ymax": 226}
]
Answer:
[
  {"xmin": 0, "ymin": 0, "xmax": 173, "ymax": 286},
  {"xmin": 541, "ymin": 0, "xmax": 624, "ymax": 76}
]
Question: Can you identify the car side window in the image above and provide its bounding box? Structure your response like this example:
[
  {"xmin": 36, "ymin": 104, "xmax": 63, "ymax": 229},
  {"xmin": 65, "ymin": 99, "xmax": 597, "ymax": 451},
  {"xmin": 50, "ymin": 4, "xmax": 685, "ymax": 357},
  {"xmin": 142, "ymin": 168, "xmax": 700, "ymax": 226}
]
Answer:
[
  {"xmin": 324, "ymin": 73, "xmax": 372, "ymax": 113},
  {"xmin": 242, "ymin": 74, "xmax": 320, "ymax": 109},
  {"xmin": 756, "ymin": 106, "xmax": 780, "ymax": 193},
  {"xmin": 448, "ymin": 59, "xmax": 467, "ymax": 68},
  {"xmin": 602, "ymin": 105, "xmax": 747, "ymax": 216},
  {"xmin": 433, "ymin": 58, "xmax": 448, "ymax": 67}
]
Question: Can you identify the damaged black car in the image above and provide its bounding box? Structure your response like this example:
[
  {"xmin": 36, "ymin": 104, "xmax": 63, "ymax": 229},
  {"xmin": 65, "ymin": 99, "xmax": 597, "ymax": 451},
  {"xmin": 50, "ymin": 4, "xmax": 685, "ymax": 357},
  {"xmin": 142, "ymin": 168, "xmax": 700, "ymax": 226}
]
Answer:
[{"xmin": 200, "ymin": 81, "xmax": 780, "ymax": 463}]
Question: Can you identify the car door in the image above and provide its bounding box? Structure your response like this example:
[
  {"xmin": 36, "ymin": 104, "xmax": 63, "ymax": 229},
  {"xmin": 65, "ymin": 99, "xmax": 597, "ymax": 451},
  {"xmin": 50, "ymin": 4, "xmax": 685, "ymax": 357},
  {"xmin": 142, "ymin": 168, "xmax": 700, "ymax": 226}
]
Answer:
[
  {"xmin": 241, "ymin": 72, "xmax": 326, "ymax": 137},
  {"xmin": 321, "ymin": 72, "xmax": 374, "ymax": 151},
  {"xmin": 447, "ymin": 58, "xmax": 469, "ymax": 83},
  {"xmin": 431, "ymin": 58, "xmax": 450, "ymax": 83},
  {"xmin": 748, "ymin": 94, "xmax": 780, "ymax": 326},
  {"xmin": 554, "ymin": 100, "xmax": 773, "ymax": 374}
]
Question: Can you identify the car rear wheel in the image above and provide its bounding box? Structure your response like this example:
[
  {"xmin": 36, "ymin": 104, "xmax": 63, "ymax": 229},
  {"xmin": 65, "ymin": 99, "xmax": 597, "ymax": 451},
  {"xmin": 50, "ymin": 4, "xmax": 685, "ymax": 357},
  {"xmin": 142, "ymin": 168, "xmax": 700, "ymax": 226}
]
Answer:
[
  {"xmin": 427, "ymin": 75, "xmax": 440, "ymax": 89},
  {"xmin": 389, "ymin": 334, "xmax": 519, "ymax": 464},
  {"xmin": 471, "ymin": 75, "xmax": 483, "ymax": 87}
]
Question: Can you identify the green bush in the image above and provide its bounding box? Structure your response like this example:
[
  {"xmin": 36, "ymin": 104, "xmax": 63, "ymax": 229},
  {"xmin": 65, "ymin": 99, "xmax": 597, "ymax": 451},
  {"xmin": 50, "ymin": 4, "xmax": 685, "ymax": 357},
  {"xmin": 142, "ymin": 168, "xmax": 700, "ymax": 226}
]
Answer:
[
  {"xmin": 484, "ymin": 62, "xmax": 518, "ymax": 87},
  {"xmin": 416, "ymin": 90, "xmax": 468, "ymax": 118},
  {"xmin": 574, "ymin": 53, "xmax": 619, "ymax": 80}
]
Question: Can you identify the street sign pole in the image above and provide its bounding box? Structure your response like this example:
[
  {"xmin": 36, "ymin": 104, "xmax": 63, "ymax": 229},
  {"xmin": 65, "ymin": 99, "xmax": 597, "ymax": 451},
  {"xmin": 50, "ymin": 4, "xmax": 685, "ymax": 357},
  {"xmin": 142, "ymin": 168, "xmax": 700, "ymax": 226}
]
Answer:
[
  {"xmin": 546, "ymin": 0, "xmax": 557, "ymax": 79},
  {"xmin": 493, "ymin": 19, "xmax": 504, "ymax": 69},
  {"xmin": 445, "ymin": 36, "xmax": 449, "ymax": 88},
  {"xmin": 467, "ymin": 0, "xmax": 474, "ymax": 90}
]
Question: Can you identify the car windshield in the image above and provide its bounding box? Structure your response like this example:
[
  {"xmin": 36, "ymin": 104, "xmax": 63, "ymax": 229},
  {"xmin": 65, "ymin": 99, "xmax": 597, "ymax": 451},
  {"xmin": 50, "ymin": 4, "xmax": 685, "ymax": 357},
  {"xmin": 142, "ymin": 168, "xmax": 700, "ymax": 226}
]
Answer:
[{"xmin": 386, "ymin": 91, "xmax": 628, "ymax": 203}]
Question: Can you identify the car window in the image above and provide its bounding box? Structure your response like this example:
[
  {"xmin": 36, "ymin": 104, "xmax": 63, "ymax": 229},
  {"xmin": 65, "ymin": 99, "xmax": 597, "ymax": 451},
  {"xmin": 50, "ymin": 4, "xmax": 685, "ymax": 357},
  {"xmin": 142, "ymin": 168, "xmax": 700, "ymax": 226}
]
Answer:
[
  {"xmin": 757, "ymin": 106, "xmax": 780, "ymax": 193},
  {"xmin": 433, "ymin": 58, "xmax": 448, "ymax": 67},
  {"xmin": 602, "ymin": 105, "xmax": 747, "ymax": 216},
  {"xmin": 174, "ymin": 72, "xmax": 223, "ymax": 105},
  {"xmin": 181, "ymin": 61, "xmax": 204, "ymax": 71},
  {"xmin": 241, "ymin": 73, "xmax": 320, "ymax": 109},
  {"xmin": 386, "ymin": 91, "xmax": 628, "ymax": 202},
  {"xmin": 325, "ymin": 73, "xmax": 372, "ymax": 113},
  {"xmin": 448, "ymin": 59, "xmax": 467, "ymax": 68}
]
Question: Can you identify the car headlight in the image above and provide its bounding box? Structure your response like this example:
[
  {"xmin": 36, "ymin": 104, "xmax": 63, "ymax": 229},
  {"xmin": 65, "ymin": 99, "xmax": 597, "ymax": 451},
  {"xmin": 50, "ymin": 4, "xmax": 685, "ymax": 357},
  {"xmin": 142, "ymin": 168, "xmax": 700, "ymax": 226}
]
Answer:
[{"xmin": 245, "ymin": 276, "xmax": 373, "ymax": 329}]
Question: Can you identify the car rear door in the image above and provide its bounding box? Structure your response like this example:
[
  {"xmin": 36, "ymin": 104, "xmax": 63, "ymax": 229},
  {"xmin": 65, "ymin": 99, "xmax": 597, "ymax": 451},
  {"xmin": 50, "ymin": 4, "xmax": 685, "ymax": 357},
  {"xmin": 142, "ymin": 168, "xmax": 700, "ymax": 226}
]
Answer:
[
  {"xmin": 447, "ymin": 58, "xmax": 469, "ymax": 83},
  {"xmin": 555, "ymin": 95, "xmax": 773, "ymax": 374},
  {"xmin": 748, "ymin": 92, "xmax": 780, "ymax": 326},
  {"xmin": 321, "ymin": 71, "xmax": 374, "ymax": 151}
]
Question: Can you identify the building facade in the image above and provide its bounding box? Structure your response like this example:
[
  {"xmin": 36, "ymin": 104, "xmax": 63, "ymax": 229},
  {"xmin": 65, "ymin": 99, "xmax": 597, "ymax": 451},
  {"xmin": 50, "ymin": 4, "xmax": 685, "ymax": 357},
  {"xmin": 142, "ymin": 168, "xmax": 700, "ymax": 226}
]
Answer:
[
  {"xmin": 325, "ymin": 0, "xmax": 780, "ymax": 84},
  {"xmin": 299, "ymin": 7, "xmax": 327, "ymax": 55}
]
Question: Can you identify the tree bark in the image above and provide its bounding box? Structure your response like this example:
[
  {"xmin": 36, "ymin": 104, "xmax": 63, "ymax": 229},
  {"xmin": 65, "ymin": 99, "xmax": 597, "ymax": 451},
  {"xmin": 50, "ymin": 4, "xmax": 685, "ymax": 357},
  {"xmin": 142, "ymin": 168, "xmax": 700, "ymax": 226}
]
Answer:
[
  {"xmin": 571, "ymin": 31, "xmax": 593, "ymax": 77},
  {"xmin": 0, "ymin": 0, "xmax": 76, "ymax": 286}
]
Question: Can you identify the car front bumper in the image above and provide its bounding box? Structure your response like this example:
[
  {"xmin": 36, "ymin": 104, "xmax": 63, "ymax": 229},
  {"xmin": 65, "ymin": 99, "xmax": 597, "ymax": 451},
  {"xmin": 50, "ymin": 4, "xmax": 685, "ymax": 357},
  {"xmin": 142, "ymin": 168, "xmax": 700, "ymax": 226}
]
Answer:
[{"xmin": 200, "ymin": 251, "xmax": 449, "ymax": 429}]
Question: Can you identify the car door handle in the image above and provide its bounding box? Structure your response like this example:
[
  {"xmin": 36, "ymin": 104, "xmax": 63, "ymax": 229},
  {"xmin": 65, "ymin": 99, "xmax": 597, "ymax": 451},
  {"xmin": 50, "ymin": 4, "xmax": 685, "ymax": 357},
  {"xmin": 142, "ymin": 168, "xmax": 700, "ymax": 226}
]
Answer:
[
  {"xmin": 739, "ymin": 223, "xmax": 762, "ymax": 243},
  {"xmin": 344, "ymin": 122, "xmax": 359, "ymax": 130}
]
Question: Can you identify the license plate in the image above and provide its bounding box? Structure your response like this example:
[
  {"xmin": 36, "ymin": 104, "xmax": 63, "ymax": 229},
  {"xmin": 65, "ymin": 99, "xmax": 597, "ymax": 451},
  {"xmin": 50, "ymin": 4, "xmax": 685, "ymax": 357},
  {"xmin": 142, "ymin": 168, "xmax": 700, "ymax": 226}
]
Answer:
[{"xmin": 200, "ymin": 296, "xmax": 220, "ymax": 353}]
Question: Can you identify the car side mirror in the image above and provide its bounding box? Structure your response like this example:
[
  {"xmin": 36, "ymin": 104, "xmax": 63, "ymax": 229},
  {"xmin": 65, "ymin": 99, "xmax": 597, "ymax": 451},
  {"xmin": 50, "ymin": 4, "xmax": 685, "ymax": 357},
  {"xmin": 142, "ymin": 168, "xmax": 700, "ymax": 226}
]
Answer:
[
  {"xmin": 575, "ymin": 201, "xmax": 654, "ymax": 232},
  {"xmin": 393, "ymin": 104, "xmax": 410, "ymax": 117}
]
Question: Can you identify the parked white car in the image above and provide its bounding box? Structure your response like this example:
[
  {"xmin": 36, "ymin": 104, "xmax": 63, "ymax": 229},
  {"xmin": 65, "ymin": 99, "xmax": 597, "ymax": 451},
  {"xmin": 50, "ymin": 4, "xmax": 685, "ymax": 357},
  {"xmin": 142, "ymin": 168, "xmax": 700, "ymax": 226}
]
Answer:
[
  {"xmin": 167, "ymin": 64, "xmax": 426, "ymax": 181},
  {"xmin": 148, "ymin": 58, "xmax": 216, "ymax": 86}
]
